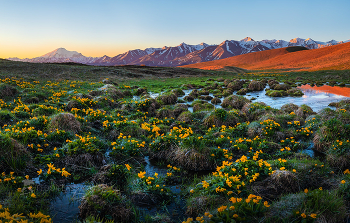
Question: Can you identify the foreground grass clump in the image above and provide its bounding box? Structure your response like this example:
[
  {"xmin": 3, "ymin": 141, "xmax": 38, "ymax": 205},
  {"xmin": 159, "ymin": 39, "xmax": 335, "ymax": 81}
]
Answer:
[
  {"xmin": 0, "ymin": 134, "xmax": 31, "ymax": 172},
  {"xmin": 0, "ymin": 71, "xmax": 349, "ymax": 222},
  {"xmin": 269, "ymin": 189, "xmax": 346, "ymax": 222},
  {"xmin": 79, "ymin": 184, "xmax": 136, "ymax": 223}
]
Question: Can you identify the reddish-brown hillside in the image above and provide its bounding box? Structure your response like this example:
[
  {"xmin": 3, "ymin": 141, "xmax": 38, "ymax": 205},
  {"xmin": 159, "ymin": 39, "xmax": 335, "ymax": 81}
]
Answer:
[{"xmin": 181, "ymin": 42, "xmax": 350, "ymax": 71}]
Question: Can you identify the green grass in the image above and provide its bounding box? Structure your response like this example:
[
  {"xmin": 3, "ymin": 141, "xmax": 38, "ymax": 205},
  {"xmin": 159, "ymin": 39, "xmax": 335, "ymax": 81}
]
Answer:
[{"xmin": 0, "ymin": 62, "xmax": 350, "ymax": 222}]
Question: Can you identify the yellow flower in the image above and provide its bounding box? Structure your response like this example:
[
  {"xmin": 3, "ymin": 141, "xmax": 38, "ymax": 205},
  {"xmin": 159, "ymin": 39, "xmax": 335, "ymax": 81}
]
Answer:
[
  {"xmin": 196, "ymin": 217, "xmax": 203, "ymax": 221},
  {"xmin": 25, "ymin": 175, "xmax": 29, "ymax": 180},
  {"xmin": 310, "ymin": 213, "xmax": 317, "ymax": 218},
  {"xmin": 341, "ymin": 180, "xmax": 346, "ymax": 184},
  {"xmin": 190, "ymin": 189, "xmax": 194, "ymax": 193},
  {"xmin": 264, "ymin": 201, "xmax": 270, "ymax": 207},
  {"xmin": 202, "ymin": 181, "xmax": 209, "ymax": 188},
  {"xmin": 217, "ymin": 205, "xmax": 227, "ymax": 212},
  {"xmin": 304, "ymin": 188, "xmax": 308, "ymax": 193},
  {"xmin": 319, "ymin": 187, "xmax": 323, "ymax": 190},
  {"xmin": 233, "ymin": 214, "xmax": 238, "ymax": 218},
  {"xmin": 61, "ymin": 168, "xmax": 71, "ymax": 177},
  {"xmin": 36, "ymin": 169, "xmax": 43, "ymax": 175},
  {"xmin": 301, "ymin": 213, "xmax": 306, "ymax": 218},
  {"xmin": 138, "ymin": 171, "xmax": 146, "ymax": 179},
  {"xmin": 230, "ymin": 197, "xmax": 237, "ymax": 203},
  {"xmin": 125, "ymin": 164, "xmax": 131, "ymax": 171},
  {"xmin": 31, "ymin": 193, "xmax": 36, "ymax": 198}
]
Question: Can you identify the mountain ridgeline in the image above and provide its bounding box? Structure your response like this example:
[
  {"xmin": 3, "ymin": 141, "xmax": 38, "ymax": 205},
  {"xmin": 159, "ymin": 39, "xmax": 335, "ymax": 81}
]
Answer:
[{"xmin": 8, "ymin": 37, "xmax": 348, "ymax": 67}]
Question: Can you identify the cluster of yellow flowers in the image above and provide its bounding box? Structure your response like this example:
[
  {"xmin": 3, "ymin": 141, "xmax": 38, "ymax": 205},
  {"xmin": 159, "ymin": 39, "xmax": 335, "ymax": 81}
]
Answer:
[
  {"xmin": 111, "ymin": 136, "xmax": 145, "ymax": 150},
  {"xmin": 170, "ymin": 126, "xmax": 193, "ymax": 139},
  {"xmin": 296, "ymin": 126, "xmax": 313, "ymax": 136},
  {"xmin": 12, "ymin": 99, "xmax": 31, "ymax": 113},
  {"xmin": 287, "ymin": 120, "xmax": 300, "ymax": 126},
  {"xmin": 0, "ymin": 204, "xmax": 52, "ymax": 222},
  {"xmin": 37, "ymin": 163, "xmax": 71, "ymax": 178},
  {"xmin": 137, "ymin": 171, "xmax": 146, "ymax": 179},
  {"xmin": 280, "ymin": 137, "xmax": 299, "ymax": 145},
  {"xmin": 0, "ymin": 77, "xmax": 34, "ymax": 89},
  {"xmin": 141, "ymin": 122, "xmax": 163, "ymax": 138},
  {"xmin": 36, "ymin": 104, "xmax": 64, "ymax": 113},
  {"xmin": 231, "ymin": 136, "xmax": 260, "ymax": 150},
  {"xmin": 331, "ymin": 139, "xmax": 349, "ymax": 151},
  {"xmin": 0, "ymin": 172, "xmax": 19, "ymax": 184},
  {"xmin": 260, "ymin": 119, "xmax": 281, "ymax": 135},
  {"xmin": 72, "ymin": 96, "xmax": 96, "ymax": 106},
  {"xmin": 183, "ymin": 194, "xmax": 271, "ymax": 223},
  {"xmin": 84, "ymin": 108, "xmax": 106, "ymax": 117},
  {"xmin": 295, "ymin": 211, "xmax": 317, "ymax": 219},
  {"xmin": 141, "ymin": 122, "xmax": 151, "ymax": 131},
  {"xmin": 167, "ymin": 164, "xmax": 180, "ymax": 171},
  {"xmin": 0, "ymin": 98, "xmax": 9, "ymax": 110},
  {"xmin": 280, "ymin": 147, "xmax": 291, "ymax": 152}
]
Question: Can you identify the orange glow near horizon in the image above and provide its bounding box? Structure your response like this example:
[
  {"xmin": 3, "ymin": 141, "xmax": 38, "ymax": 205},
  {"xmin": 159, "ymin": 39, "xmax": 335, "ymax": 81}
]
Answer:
[
  {"xmin": 0, "ymin": 44, "xmax": 135, "ymax": 59},
  {"xmin": 299, "ymin": 84, "xmax": 350, "ymax": 97}
]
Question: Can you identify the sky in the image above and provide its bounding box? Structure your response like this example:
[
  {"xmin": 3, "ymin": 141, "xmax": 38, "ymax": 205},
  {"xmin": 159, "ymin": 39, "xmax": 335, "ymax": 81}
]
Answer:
[{"xmin": 1, "ymin": 0, "xmax": 350, "ymax": 59}]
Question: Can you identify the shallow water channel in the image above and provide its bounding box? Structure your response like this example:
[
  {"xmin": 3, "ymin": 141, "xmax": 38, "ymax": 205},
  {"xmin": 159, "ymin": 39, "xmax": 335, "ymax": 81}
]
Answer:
[
  {"xmin": 50, "ymin": 183, "xmax": 89, "ymax": 223},
  {"xmin": 49, "ymin": 84, "xmax": 350, "ymax": 222},
  {"xmin": 186, "ymin": 85, "xmax": 349, "ymax": 113},
  {"xmin": 50, "ymin": 157, "xmax": 186, "ymax": 222}
]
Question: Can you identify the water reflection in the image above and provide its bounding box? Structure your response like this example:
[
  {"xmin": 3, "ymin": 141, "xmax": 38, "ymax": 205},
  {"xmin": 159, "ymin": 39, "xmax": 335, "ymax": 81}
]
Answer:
[
  {"xmin": 243, "ymin": 85, "xmax": 349, "ymax": 112},
  {"xmin": 50, "ymin": 183, "xmax": 89, "ymax": 223},
  {"xmin": 147, "ymin": 85, "xmax": 350, "ymax": 113},
  {"xmin": 299, "ymin": 85, "xmax": 350, "ymax": 97}
]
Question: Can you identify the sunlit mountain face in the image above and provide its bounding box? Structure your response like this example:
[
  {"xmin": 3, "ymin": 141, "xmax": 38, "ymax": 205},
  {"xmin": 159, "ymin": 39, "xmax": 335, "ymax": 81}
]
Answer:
[
  {"xmin": 7, "ymin": 37, "xmax": 348, "ymax": 67},
  {"xmin": 182, "ymin": 41, "xmax": 350, "ymax": 71}
]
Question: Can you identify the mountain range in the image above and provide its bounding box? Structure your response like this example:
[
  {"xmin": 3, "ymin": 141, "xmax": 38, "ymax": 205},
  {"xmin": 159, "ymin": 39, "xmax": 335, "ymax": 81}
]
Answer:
[
  {"xmin": 182, "ymin": 42, "xmax": 350, "ymax": 71},
  {"xmin": 8, "ymin": 37, "xmax": 349, "ymax": 67}
]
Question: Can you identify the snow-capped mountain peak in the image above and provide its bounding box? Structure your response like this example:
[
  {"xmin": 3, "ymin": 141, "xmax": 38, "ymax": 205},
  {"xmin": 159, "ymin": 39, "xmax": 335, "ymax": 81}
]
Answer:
[
  {"xmin": 305, "ymin": 38, "xmax": 316, "ymax": 43},
  {"xmin": 327, "ymin": 40, "xmax": 338, "ymax": 45},
  {"xmin": 42, "ymin": 48, "xmax": 84, "ymax": 58},
  {"xmin": 241, "ymin": 37, "xmax": 255, "ymax": 42},
  {"xmin": 289, "ymin": 37, "xmax": 306, "ymax": 44}
]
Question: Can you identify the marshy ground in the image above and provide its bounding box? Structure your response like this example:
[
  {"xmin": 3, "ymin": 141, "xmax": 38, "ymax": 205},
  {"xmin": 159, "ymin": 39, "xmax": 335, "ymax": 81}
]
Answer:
[{"xmin": 1, "ymin": 60, "xmax": 350, "ymax": 223}]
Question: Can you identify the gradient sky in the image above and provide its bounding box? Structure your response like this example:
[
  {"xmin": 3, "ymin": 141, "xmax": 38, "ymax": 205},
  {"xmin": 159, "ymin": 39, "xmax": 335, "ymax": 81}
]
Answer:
[{"xmin": 1, "ymin": 0, "xmax": 349, "ymax": 59}]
